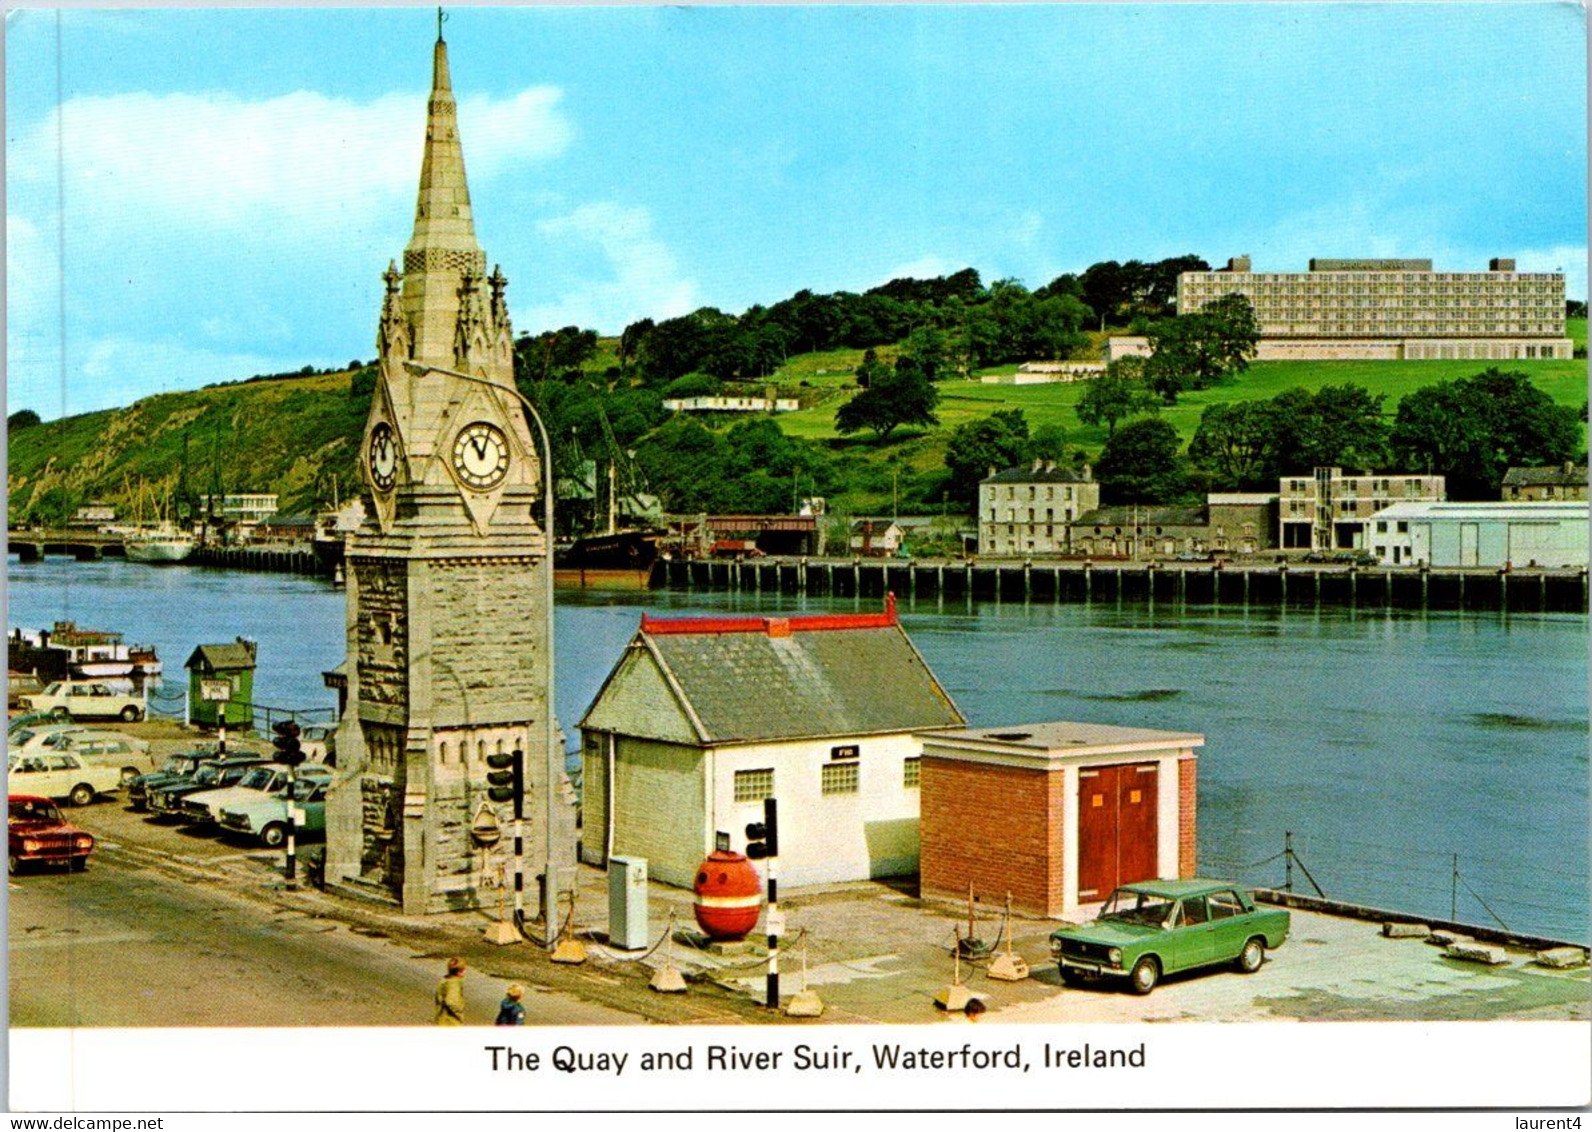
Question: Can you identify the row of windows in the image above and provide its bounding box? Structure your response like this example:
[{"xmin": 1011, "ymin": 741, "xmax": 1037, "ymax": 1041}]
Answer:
[
  {"xmin": 732, "ymin": 757, "xmax": 921, "ymax": 801},
  {"xmin": 986, "ymin": 485, "xmax": 1082, "ymax": 501},
  {"xmin": 1183, "ymin": 272, "xmax": 1560, "ymax": 285}
]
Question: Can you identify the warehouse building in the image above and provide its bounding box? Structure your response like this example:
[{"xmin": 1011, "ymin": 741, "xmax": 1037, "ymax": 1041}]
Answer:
[
  {"xmin": 1368, "ymin": 501, "xmax": 1589, "ymax": 569},
  {"xmin": 579, "ymin": 596, "xmax": 965, "ymax": 888},
  {"xmin": 1179, "ymin": 256, "xmax": 1571, "ymax": 361}
]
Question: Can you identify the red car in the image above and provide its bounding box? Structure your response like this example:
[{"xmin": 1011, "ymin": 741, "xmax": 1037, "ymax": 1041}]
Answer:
[{"xmin": 9, "ymin": 794, "xmax": 95, "ymax": 875}]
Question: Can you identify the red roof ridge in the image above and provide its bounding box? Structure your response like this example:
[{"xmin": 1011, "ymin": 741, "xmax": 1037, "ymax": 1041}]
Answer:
[{"xmin": 642, "ymin": 594, "xmax": 898, "ymax": 636}]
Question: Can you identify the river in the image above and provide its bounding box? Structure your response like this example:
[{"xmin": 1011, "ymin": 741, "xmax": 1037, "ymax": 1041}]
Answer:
[{"xmin": 8, "ymin": 557, "xmax": 1587, "ymax": 941}]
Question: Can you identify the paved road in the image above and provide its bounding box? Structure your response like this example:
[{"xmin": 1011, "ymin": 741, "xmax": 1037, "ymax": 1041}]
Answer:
[{"xmin": 9, "ymin": 847, "xmax": 641, "ymax": 1028}]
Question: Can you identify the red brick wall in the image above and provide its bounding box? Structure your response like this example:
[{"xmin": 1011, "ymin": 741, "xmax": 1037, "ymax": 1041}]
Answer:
[
  {"xmin": 920, "ymin": 755, "xmax": 1062, "ymax": 917},
  {"xmin": 1178, "ymin": 755, "xmax": 1198, "ymax": 878}
]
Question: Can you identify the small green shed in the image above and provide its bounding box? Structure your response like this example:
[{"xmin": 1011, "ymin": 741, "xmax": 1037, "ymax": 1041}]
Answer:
[{"xmin": 185, "ymin": 638, "xmax": 258, "ymax": 729}]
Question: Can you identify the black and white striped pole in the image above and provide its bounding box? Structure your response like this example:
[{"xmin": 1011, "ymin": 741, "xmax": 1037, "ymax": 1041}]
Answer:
[
  {"xmin": 746, "ymin": 796, "xmax": 780, "ymax": 1008},
  {"xmin": 486, "ymin": 746, "xmax": 526, "ymax": 942}
]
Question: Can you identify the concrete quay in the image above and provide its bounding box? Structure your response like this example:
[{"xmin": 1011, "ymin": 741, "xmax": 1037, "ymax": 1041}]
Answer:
[{"xmin": 657, "ymin": 556, "xmax": 1590, "ymax": 614}]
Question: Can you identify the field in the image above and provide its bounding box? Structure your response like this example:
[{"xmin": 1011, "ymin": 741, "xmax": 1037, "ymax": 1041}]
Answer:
[{"xmin": 777, "ymin": 356, "xmax": 1589, "ymax": 457}]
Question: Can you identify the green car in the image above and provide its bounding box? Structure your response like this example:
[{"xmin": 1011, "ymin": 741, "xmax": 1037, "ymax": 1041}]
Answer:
[
  {"xmin": 216, "ymin": 777, "xmax": 328, "ymax": 848},
  {"xmin": 1048, "ymin": 878, "xmax": 1290, "ymax": 995}
]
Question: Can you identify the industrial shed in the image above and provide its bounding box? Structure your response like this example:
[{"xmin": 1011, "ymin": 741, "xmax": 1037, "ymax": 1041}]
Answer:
[
  {"xmin": 1368, "ymin": 501, "xmax": 1589, "ymax": 568},
  {"xmin": 579, "ymin": 596, "xmax": 965, "ymax": 888}
]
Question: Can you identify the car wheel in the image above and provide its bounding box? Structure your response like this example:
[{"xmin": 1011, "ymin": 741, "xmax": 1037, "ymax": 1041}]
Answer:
[
  {"xmin": 70, "ymin": 856, "xmax": 88, "ymax": 872},
  {"xmin": 7, "ymin": 855, "xmax": 19, "ymax": 877},
  {"xmin": 120, "ymin": 706, "xmax": 142, "ymax": 723},
  {"xmin": 68, "ymin": 783, "xmax": 95, "ymax": 807},
  {"xmin": 1130, "ymin": 955, "xmax": 1160, "ymax": 995},
  {"xmin": 1237, "ymin": 937, "xmax": 1266, "ymax": 974},
  {"xmin": 260, "ymin": 823, "xmax": 286, "ymax": 849}
]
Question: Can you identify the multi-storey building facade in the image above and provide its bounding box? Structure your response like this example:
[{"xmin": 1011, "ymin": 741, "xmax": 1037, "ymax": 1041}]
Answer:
[
  {"xmin": 1178, "ymin": 257, "xmax": 1571, "ymax": 361},
  {"xmin": 1279, "ymin": 467, "xmax": 1446, "ymax": 551},
  {"xmin": 978, "ymin": 463, "xmax": 1101, "ymax": 556}
]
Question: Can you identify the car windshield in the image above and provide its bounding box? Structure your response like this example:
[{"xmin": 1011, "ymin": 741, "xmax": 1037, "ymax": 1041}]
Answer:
[
  {"xmin": 41, "ymin": 683, "xmax": 63, "ymax": 696},
  {"xmin": 191, "ymin": 767, "xmax": 221, "ymax": 786},
  {"xmin": 10, "ymin": 798, "xmax": 62, "ymax": 823},
  {"xmin": 1099, "ymin": 889, "xmax": 1177, "ymax": 927},
  {"xmin": 160, "ymin": 756, "xmax": 195, "ymax": 773},
  {"xmin": 290, "ymin": 779, "xmax": 322, "ymax": 801},
  {"xmin": 240, "ymin": 769, "xmax": 275, "ymax": 790}
]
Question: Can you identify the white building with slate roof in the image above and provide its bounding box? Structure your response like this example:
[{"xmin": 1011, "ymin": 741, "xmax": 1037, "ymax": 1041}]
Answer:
[{"xmin": 579, "ymin": 596, "xmax": 966, "ymax": 888}]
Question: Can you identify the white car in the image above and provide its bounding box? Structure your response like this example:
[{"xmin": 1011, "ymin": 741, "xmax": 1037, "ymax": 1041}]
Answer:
[
  {"xmin": 23, "ymin": 681, "xmax": 145, "ymax": 723},
  {"xmin": 9, "ymin": 726, "xmax": 152, "ymax": 784},
  {"xmin": 8, "ymin": 752, "xmax": 125, "ymax": 806},
  {"xmin": 178, "ymin": 763, "xmax": 332, "ymax": 825}
]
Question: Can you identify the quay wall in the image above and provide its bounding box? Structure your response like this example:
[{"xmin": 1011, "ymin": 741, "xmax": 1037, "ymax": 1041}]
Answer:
[
  {"xmin": 194, "ymin": 544, "xmax": 326, "ymax": 576},
  {"xmin": 653, "ymin": 557, "xmax": 1589, "ymax": 614}
]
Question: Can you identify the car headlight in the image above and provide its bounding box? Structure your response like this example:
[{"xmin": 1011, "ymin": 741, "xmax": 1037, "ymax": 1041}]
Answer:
[
  {"xmin": 1048, "ymin": 939, "xmax": 1063, "ymax": 956},
  {"xmin": 22, "ymin": 839, "xmax": 40, "ymax": 852},
  {"xmin": 1108, "ymin": 948, "xmax": 1123, "ymax": 965},
  {"xmin": 74, "ymin": 837, "xmax": 93, "ymax": 849}
]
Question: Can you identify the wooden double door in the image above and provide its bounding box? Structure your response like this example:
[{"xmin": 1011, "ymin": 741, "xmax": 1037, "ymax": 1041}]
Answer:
[{"xmin": 1077, "ymin": 762, "xmax": 1159, "ymax": 903}]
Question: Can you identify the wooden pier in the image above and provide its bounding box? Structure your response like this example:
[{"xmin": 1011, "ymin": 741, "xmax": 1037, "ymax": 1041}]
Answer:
[{"xmin": 654, "ymin": 557, "xmax": 1589, "ymax": 614}]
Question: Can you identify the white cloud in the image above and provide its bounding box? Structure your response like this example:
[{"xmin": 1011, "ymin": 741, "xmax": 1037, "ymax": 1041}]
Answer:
[
  {"xmin": 13, "ymin": 86, "xmax": 571, "ymax": 235},
  {"xmin": 521, "ymin": 202, "xmax": 698, "ymax": 334}
]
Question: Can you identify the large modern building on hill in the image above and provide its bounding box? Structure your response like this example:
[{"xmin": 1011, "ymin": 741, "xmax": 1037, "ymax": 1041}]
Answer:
[{"xmin": 1178, "ymin": 256, "xmax": 1571, "ymax": 361}]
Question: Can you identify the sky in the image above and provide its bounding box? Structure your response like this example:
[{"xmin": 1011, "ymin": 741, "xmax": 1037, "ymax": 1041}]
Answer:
[{"xmin": 6, "ymin": 3, "xmax": 1587, "ymax": 419}]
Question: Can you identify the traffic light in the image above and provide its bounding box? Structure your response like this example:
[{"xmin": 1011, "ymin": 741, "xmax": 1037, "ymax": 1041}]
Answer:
[
  {"xmin": 486, "ymin": 747, "xmax": 524, "ymax": 817},
  {"xmin": 745, "ymin": 796, "xmax": 778, "ymax": 859},
  {"xmin": 272, "ymin": 720, "xmax": 304, "ymax": 767}
]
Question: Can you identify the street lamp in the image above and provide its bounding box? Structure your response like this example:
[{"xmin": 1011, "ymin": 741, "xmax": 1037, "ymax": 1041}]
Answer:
[{"xmin": 404, "ymin": 360, "xmax": 561, "ymax": 950}]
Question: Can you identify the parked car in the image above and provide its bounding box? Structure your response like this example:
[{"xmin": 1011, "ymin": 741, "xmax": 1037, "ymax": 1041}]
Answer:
[
  {"xmin": 1048, "ymin": 878, "xmax": 1290, "ymax": 994},
  {"xmin": 7, "ymin": 752, "xmax": 124, "ymax": 807},
  {"xmin": 12, "ymin": 727, "xmax": 152, "ymax": 784},
  {"xmin": 128, "ymin": 751, "xmax": 230, "ymax": 812},
  {"xmin": 219, "ymin": 776, "xmax": 330, "ymax": 847},
  {"xmin": 178, "ymin": 763, "xmax": 333, "ymax": 826},
  {"xmin": 22, "ymin": 681, "xmax": 145, "ymax": 722},
  {"xmin": 9, "ymin": 794, "xmax": 95, "ymax": 874},
  {"xmin": 9, "ymin": 671, "xmax": 45, "ymax": 712},
  {"xmin": 146, "ymin": 756, "xmax": 272, "ymax": 817}
]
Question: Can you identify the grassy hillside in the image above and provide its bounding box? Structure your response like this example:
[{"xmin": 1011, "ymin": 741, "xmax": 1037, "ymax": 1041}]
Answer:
[{"xmin": 8, "ymin": 370, "xmax": 369, "ymax": 522}]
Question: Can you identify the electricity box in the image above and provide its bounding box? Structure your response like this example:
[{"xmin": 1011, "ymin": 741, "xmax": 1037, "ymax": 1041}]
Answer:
[{"xmin": 608, "ymin": 856, "xmax": 650, "ymax": 951}]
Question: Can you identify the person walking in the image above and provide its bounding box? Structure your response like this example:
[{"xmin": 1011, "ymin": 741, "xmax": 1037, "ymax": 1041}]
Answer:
[
  {"xmin": 495, "ymin": 984, "xmax": 526, "ymax": 1026},
  {"xmin": 434, "ymin": 957, "xmax": 467, "ymax": 1026}
]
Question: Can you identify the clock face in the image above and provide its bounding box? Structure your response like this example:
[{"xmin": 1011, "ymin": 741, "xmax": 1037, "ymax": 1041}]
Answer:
[
  {"xmin": 368, "ymin": 423, "xmax": 398, "ymax": 492},
  {"xmin": 452, "ymin": 421, "xmax": 510, "ymax": 492}
]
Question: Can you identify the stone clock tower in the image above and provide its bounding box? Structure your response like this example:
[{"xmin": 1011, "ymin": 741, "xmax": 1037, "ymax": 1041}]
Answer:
[{"xmin": 324, "ymin": 26, "xmax": 572, "ymax": 915}]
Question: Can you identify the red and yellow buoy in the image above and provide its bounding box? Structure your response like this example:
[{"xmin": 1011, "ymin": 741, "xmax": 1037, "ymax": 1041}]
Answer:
[{"xmin": 692, "ymin": 849, "xmax": 764, "ymax": 941}]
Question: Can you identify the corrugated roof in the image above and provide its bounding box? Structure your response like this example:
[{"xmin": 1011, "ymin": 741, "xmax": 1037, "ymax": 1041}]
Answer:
[
  {"xmin": 1372, "ymin": 501, "xmax": 1589, "ymax": 521},
  {"xmin": 585, "ymin": 603, "xmax": 965, "ymax": 745}
]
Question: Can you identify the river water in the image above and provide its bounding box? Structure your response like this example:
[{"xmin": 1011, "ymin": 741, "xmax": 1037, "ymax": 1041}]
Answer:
[{"xmin": 9, "ymin": 557, "xmax": 1587, "ymax": 941}]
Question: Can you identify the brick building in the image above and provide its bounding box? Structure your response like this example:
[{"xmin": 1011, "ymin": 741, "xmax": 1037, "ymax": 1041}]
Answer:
[
  {"xmin": 1279, "ymin": 467, "xmax": 1445, "ymax": 551},
  {"xmin": 919, "ymin": 722, "xmax": 1201, "ymax": 919}
]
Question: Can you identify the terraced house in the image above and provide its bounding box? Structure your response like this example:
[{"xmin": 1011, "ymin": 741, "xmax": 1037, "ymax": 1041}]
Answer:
[{"xmin": 978, "ymin": 462, "xmax": 1101, "ymax": 557}]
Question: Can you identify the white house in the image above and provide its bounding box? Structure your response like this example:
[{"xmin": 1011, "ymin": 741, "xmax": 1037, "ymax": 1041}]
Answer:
[
  {"xmin": 1368, "ymin": 501, "xmax": 1590, "ymax": 568},
  {"xmin": 578, "ymin": 596, "xmax": 965, "ymax": 888}
]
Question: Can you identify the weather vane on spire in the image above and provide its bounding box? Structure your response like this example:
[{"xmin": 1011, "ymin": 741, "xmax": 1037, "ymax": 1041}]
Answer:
[{"xmin": 437, "ymin": 6, "xmax": 446, "ymax": 42}]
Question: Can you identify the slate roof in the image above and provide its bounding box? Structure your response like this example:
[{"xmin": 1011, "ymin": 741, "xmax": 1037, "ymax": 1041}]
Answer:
[
  {"xmin": 983, "ymin": 465, "xmax": 1094, "ymax": 485},
  {"xmin": 1073, "ymin": 506, "xmax": 1209, "ymax": 528},
  {"xmin": 1503, "ymin": 465, "xmax": 1587, "ymax": 487},
  {"xmin": 583, "ymin": 601, "xmax": 965, "ymax": 745},
  {"xmin": 184, "ymin": 640, "xmax": 257, "ymax": 672}
]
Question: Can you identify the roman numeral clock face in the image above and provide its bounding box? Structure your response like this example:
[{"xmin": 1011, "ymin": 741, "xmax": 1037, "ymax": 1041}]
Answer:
[
  {"xmin": 368, "ymin": 422, "xmax": 398, "ymax": 492},
  {"xmin": 451, "ymin": 421, "xmax": 510, "ymax": 491}
]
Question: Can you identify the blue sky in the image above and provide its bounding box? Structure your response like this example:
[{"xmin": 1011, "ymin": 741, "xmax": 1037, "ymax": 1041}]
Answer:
[{"xmin": 7, "ymin": 4, "xmax": 1587, "ymax": 419}]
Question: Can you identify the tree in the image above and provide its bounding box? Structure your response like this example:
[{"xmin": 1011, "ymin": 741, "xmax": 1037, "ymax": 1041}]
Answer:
[
  {"xmin": 1076, "ymin": 357, "xmax": 1158, "ymax": 436},
  {"xmin": 514, "ymin": 326, "xmax": 599, "ymax": 383},
  {"xmin": 899, "ymin": 326, "xmax": 952, "ymax": 382},
  {"xmin": 1187, "ymin": 401, "xmax": 1280, "ymax": 489},
  {"xmin": 1095, "ymin": 417, "xmax": 1187, "ymax": 504},
  {"xmin": 943, "ymin": 410, "xmax": 1031, "ymax": 504},
  {"xmin": 1143, "ymin": 293, "xmax": 1258, "ymax": 401},
  {"xmin": 8, "ymin": 408, "xmax": 41, "ymax": 433},
  {"xmin": 853, "ymin": 348, "xmax": 891, "ymax": 390},
  {"xmin": 1391, "ymin": 368, "xmax": 1581, "ymax": 499},
  {"xmin": 1273, "ymin": 383, "xmax": 1389, "ymax": 473},
  {"xmin": 1029, "ymin": 423, "xmax": 1069, "ymax": 463},
  {"xmin": 835, "ymin": 357, "xmax": 939, "ymax": 441}
]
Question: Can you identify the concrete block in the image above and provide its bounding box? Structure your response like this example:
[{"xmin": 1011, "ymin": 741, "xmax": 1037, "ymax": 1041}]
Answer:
[
  {"xmin": 1534, "ymin": 946, "xmax": 1589, "ymax": 969},
  {"xmin": 1446, "ymin": 941, "xmax": 1507, "ymax": 965},
  {"xmin": 1382, "ymin": 922, "xmax": 1431, "ymax": 940},
  {"xmin": 1428, "ymin": 929, "xmax": 1472, "ymax": 947}
]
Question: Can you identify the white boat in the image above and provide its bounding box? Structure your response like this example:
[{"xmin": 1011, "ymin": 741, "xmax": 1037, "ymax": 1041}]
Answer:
[{"xmin": 124, "ymin": 529, "xmax": 196, "ymax": 563}]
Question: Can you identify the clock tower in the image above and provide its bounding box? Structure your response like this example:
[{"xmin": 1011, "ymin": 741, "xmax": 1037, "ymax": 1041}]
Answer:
[{"xmin": 324, "ymin": 24, "xmax": 572, "ymax": 915}]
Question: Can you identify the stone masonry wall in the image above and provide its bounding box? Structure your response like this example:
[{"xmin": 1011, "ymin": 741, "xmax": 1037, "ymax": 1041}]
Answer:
[
  {"xmin": 1178, "ymin": 756, "xmax": 1197, "ymax": 879},
  {"xmin": 425, "ymin": 558, "xmax": 544, "ymax": 721}
]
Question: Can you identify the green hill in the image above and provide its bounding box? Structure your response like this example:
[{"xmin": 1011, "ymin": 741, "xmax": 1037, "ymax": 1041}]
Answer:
[{"xmin": 7, "ymin": 342, "xmax": 1586, "ymax": 524}]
